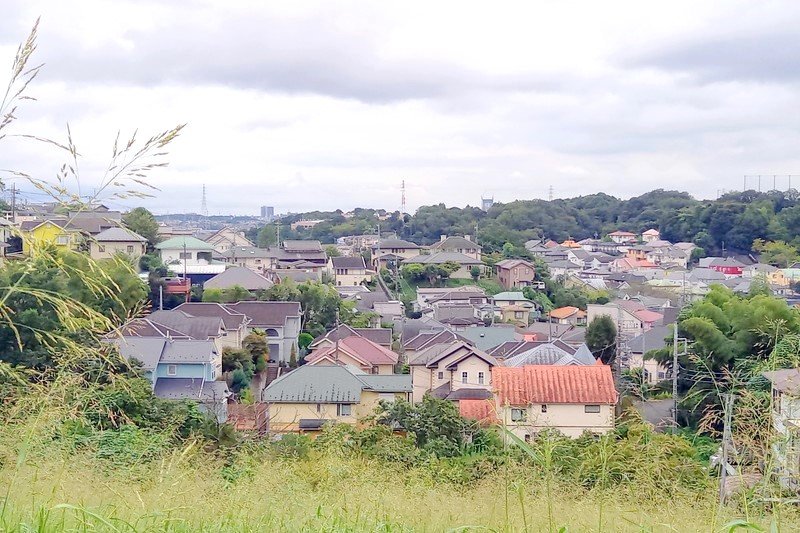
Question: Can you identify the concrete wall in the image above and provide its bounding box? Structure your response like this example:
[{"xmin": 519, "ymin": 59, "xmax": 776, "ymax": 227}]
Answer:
[
  {"xmin": 89, "ymin": 241, "xmax": 146, "ymax": 261},
  {"xmin": 500, "ymin": 403, "xmax": 615, "ymax": 439}
]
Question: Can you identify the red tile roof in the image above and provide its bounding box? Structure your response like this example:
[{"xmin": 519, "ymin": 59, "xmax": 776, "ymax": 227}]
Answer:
[
  {"xmin": 633, "ymin": 309, "xmax": 664, "ymax": 324},
  {"xmin": 459, "ymin": 399, "xmax": 499, "ymax": 426},
  {"xmin": 549, "ymin": 306, "xmax": 585, "ymax": 320},
  {"xmin": 493, "ymin": 365, "xmax": 618, "ymax": 405},
  {"xmin": 306, "ymin": 335, "xmax": 398, "ymax": 366}
]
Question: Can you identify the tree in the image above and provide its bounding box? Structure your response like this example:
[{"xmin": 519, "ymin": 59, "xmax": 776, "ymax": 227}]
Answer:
[
  {"xmin": 298, "ymin": 332, "xmax": 314, "ymax": 352},
  {"xmin": 289, "ymin": 344, "xmax": 298, "ymax": 368},
  {"xmin": 202, "ymin": 288, "xmax": 223, "ymax": 302},
  {"xmin": 752, "ymin": 239, "xmax": 800, "ymax": 268},
  {"xmin": 243, "ymin": 331, "xmax": 269, "ymax": 371},
  {"xmin": 256, "ymin": 224, "xmax": 278, "ymax": 248},
  {"xmin": 222, "ymin": 347, "xmax": 254, "ymax": 393},
  {"xmin": 123, "ymin": 207, "xmax": 160, "ymax": 247},
  {"xmin": 470, "ymin": 265, "xmax": 481, "ymax": 281},
  {"xmin": 401, "ymin": 263, "xmax": 425, "ymax": 282},
  {"xmin": 586, "ymin": 315, "xmax": 616, "ymax": 364},
  {"xmin": 324, "ymin": 245, "xmax": 341, "ymax": 258}
]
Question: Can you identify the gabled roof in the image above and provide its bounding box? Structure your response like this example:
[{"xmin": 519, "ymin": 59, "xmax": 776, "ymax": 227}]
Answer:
[
  {"xmin": 608, "ymin": 231, "xmax": 636, "ymax": 236},
  {"xmin": 373, "ymin": 238, "xmax": 419, "ymax": 250},
  {"xmin": 763, "ymin": 368, "xmax": 800, "ymax": 394},
  {"xmin": 493, "ymin": 291, "xmax": 529, "ymax": 302},
  {"xmin": 311, "ymin": 324, "xmax": 392, "ymax": 348},
  {"xmin": 493, "ymin": 365, "xmax": 618, "ymax": 405},
  {"xmin": 146, "ymin": 310, "xmax": 225, "ymax": 340},
  {"xmin": 95, "ymin": 227, "xmax": 147, "ymax": 242},
  {"xmin": 263, "ymin": 364, "xmax": 411, "ymax": 403},
  {"xmin": 405, "ymin": 252, "xmax": 482, "ymax": 265},
  {"xmin": 403, "ymin": 329, "xmax": 468, "ymax": 352},
  {"xmin": 221, "ymin": 246, "xmax": 273, "ymax": 258},
  {"xmin": 628, "ymin": 325, "xmax": 672, "ymax": 354},
  {"xmin": 224, "ymin": 301, "xmax": 301, "ymax": 326},
  {"xmin": 111, "ymin": 337, "xmax": 167, "ymax": 371},
  {"xmin": 306, "ymin": 335, "xmax": 399, "ymax": 366},
  {"xmin": 116, "ymin": 318, "xmax": 192, "ymax": 340},
  {"xmin": 159, "ymin": 339, "xmax": 218, "ymax": 363},
  {"xmin": 432, "ymin": 236, "xmax": 482, "ymax": 251},
  {"xmin": 549, "ymin": 306, "xmax": 585, "ymax": 320},
  {"xmin": 503, "ymin": 342, "xmax": 596, "ymax": 366},
  {"xmin": 411, "ymin": 341, "xmax": 498, "ymax": 369},
  {"xmin": 155, "ymin": 236, "xmax": 215, "ymax": 251},
  {"xmin": 642, "ymin": 229, "xmax": 660, "ymax": 236},
  {"xmin": 154, "ymin": 378, "xmax": 230, "ymax": 402},
  {"xmin": 495, "ymin": 259, "xmax": 535, "ymax": 269},
  {"xmin": 331, "ymin": 256, "xmax": 367, "ymax": 269},
  {"xmin": 174, "ymin": 302, "xmax": 249, "ymax": 330},
  {"xmin": 282, "ymin": 240, "xmax": 323, "ymax": 252},
  {"xmin": 203, "ymin": 267, "xmax": 273, "ymax": 291}
]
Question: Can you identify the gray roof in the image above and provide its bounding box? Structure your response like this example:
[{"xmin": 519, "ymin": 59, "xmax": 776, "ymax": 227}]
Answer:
[
  {"xmin": 432, "ymin": 236, "xmax": 482, "ymax": 251},
  {"xmin": 404, "ymin": 252, "xmax": 482, "ymax": 265},
  {"xmin": 224, "ymin": 301, "xmax": 301, "ymax": 327},
  {"xmin": 311, "ymin": 324, "xmax": 393, "ymax": 347},
  {"xmin": 160, "ymin": 339, "xmax": 218, "ymax": 364},
  {"xmin": 154, "ymin": 378, "xmax": 230, "ymax": 401},
  {"xmin": 628, "ymin": 325, "xmax": 672, "ymax": 354},
  {"xmin": 503, "ymin": 342, "xmax": 596, "ymax": 366},
  {"xmin": 204, "ymin": 267, "xmax": 274, "ymax": 291},
  {"xmin": 457, "ymin": 326, "xmax": 519, "ymax": 351},
  {"xmin": 147, "ymin": 310, "xmax": 224, "ymax": 340},
  {"xmin": 283, "ymin": 240, "xmax": 323, "ymax": 252},
  {"xmin": 95, "ymin": 227, "xmax": 147, "ymax": 242},
  {"xmin": 111, "ymin": 337, "xmax": 166, "ymax": 372},
  {"xmin": 276, "ymin": 270, "xmax": 320, "ymax": 283},
  {"xmin": 331, "ymin": 256, "xmax": 366, "ymax": 269},
  {"xmin": 221, "ymin": 246, "xmax": 272, "ymax": 259},
  {"xmin": 173, "ymin": 302, "xmax": 249, "ymax": 330},
  {"xmin": 373, "ymin": 238, "xmax": 419, "ymax": 250},
  {"xmin": 263, "ymin": 364, "xmax": 410, "ymax": 403},
  {"xmin": 763, "ymin": 369, "xmax": 800, "ymax": 394}
]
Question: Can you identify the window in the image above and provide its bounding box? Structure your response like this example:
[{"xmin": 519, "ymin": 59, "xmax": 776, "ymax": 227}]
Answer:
[
  {"xmin": 438, "ymin": 371, "xmax": 444, "ymax": 380},
  {"xmin": 337, "ymin": 404, "xmax": 352, "ymax": 417},
  {"xmin": 461, "ymin": 371, "xmax": 468, "ymax": 384},
  {"xmin": 179, "ymin": 252, "xmax": 191, "ymax": 259},
  {"xmin": 167, "ymin": 365, "xmax": 177, "ymax": 376},
  {"xmin": 56, "ymin": 235, "xmax": 70, "ymax": 245},
  {"xmin": 210, "ymin": 368, "xmax": 216, "ymax": 380},
  {"xmin": 511, "ymin": 408, "xmax": 527, "ymax": 422},
  {"xmin": 541, "ymin": 404, "xmax": 548, "ymax": 413},
  {"xmin": 524, "ymin": 434, "xmax": 531, "ymax": 443},
  {"xmin": 98, "ymin": 245, "xmax": 105, "ymax": 253},
  {"xmin": 316, "ymin": 403, "xmax": 321, "ymax": 413},
  {"xmin": 478, "ymin": 372, "xmax": 485, "ymax": 385},
  {"xmin": 371, "ymin": 367, "xmax": 379, "ymax": 375},
  {"xmin": 585, "ymin": 405, "xmax": 601, "ymax": 413},
  {"xmin": 127, "ymin": 245, "xmax": 134, "ymax": 254}
]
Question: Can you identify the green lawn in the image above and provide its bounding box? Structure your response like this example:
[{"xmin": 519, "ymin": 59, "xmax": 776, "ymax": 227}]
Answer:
[{"xmin": 397, "ymin": 276, "xmax": 504, "ymax": 302}]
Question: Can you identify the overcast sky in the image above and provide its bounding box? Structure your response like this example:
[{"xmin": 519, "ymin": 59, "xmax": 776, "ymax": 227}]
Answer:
[{"xmin": 2, "ymin": 0, "xmax": 800, "ymax": 215}]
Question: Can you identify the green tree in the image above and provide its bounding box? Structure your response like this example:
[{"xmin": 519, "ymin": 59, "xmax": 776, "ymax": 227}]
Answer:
[
  {"xmin": 243, "ymin": 331, "xmax": 269, "ymax": 371},
  {"xmin": 123, "ymin": 207, "xmax": 160, "ymax": 247},
  {"xmin": 752, "ymin": 239, "xmax": 800, "ymax": 267},
  {"xmin": 298, "ymin": 332, "xmax": 314, "ymax": 352},
  {"xmin": 324, "ymin": 245, "xmax": 341, "ymax": 258},
  {"xmin": 289, "ymin": 344, "xmax": 298, "ymax": 368},
  {"xmin": 585, "ymin": 315, "xmax": 616, "ymax": 364},
  {"xmin": 470, "ymin": 265, "xmax": 481, "ymax": 281},
  {"xmin": 401, "ymin": 263, "xmax": 425, "ymax": 282},
  {"xmin": 202, "ymin": 288, "xmax": 223, "ymax": 302}
]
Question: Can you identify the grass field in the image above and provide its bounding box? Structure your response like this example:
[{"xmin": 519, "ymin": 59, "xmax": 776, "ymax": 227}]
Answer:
[{"xmin": 1, "ymin": 445, "xmax": 798, "ymax": 532}]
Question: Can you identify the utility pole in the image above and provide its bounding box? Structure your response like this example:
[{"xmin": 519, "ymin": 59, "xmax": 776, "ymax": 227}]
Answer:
[
  {"xmin": 672, "ymin": 321, "xmax": 679, "ymax": 431},
  {"xmin": 334, "ymin": 308, "xmax": 340, "ymax": 364},
  {"xmin": 719, "ymin": 393, "xmax": 735, "ymax": 506},
  {"xmin": 10, "ymin": 183, "xmax": 16, "ymax": 222},
  {"xmin": 159, "ymin": 284, "xmax": 164, "ymax": 311}
]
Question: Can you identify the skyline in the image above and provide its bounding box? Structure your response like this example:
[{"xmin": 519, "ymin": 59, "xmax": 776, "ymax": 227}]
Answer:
[{"xmin": 2, "ymin": 1, "xmax": 800, "ymax": 214}]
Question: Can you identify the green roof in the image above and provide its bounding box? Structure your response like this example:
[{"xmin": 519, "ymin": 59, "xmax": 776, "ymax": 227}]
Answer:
[
  {"xmin": 493, "ymin": 291, "xmax": 529, "ymax": 301},
  {"xmin": 155, "ymin": 236, "xmax": 215, "ymax": 251}
]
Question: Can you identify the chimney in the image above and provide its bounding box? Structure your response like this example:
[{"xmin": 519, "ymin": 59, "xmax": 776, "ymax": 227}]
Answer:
[
  {"xmin": 465, "ymin": 235, "xmax": 471, "ymax": 242},
  {"xmin": 440, "ymin": 235, "xmax": 447, "ymax": 242}
]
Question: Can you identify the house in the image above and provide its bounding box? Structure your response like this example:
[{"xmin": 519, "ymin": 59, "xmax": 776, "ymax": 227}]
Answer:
[
  {"xmin": 404, "ymin": 251, "xmax": 483, "ymax": 279},
  {"xmin": 89, "ymin": 227, "xmax": 147, "ymax": 261},
  {"xmin": 495, "ymin": 259, "xmax": 536, "ymax": 289},
  {"xmin": 417, "ymin": 286, "xmax": 489, "ymax": 310},
  {"xmin": 627, "ymin": 325, "xmax": 671, "ymax": 384},
  {"xmin": 546, "ymin": 259, "xmax": 581, "ymax": 280},
  {"xmin": 488, "ymin": 340, "xmax": 596, "ymax": 366},
  {"xmin": 111, "ymin": 336, "xmax": 229, "ymax": 422},
  {"xmin": 144, "ymin": 309, "xmax": 233, "ymax": 352},
  {"xmin": 290, "ymin": 219, "xmax": 325, "ymax": 231},
  {"xmin": 608, "ymin": 230, "xmax": 637, "ymax": 244},
  {"xmin": 499, "ymin": 304, "xmax": 533, "ymax": 327},
  {"xmin": 430, "ymin": 235, "xmax": 482, "ymax": 260},
  {"xmin": 305, "ymin": 335, "xmax": 399, "ymax": 375},
  {"xmin": 408, "ymin": 341, "xmax": 498, "ymax": 404},
  {"xmin": 328, "ymin": 256, "xmax": 371, "ymax": 286},
  {"xmin": 173, "ymin": 302, "xmax": 251, "ymax": 348},
  {"xmin": 702, "ymin": 257, "xmax": 746, "ymax": 276},
  {"xmin": 221, "ymin": 246, "xmax": 273, "ymax": 272},
  {"xmin": 224, "ymin": 301, "xmax": 302, "ymax": 364},
  {"xmin": 743, "ymin": 263, "xmax": 789, "ymax": 288},
  {"xmin": 155, "ymin": 236, "xmax": 225, "ymax": 280},
  {"xmin": 402, "ymin": 329, "xmax": 469, "ymax": 360},
  {"xmin": 493, "ymin": 365, "xmax": 618, "ymax": 439},
  {"xmin": 262, "ymin": 364, "xmax": 411, "ymax": 433},
  {"xmin": 763, "ymin": 369, "xmax": 800, "ymax": 490},
  {"xmin": 641, "ymin": 229, "xmax": 660, "ymax": 243},
  {"xmin": 549, "ymin": 306, "xmax": 587, "ymax": 326},
  {"xmin": 19, "ymin": 219, "xmax": 83, "ymax": 254},
  {"xmin": 371, "ymin": 238, "xmax": 421, "ymax": 270},
  {"xmin": 203, "ymin": 266, "xmax": 274, "ymax": 292},
  {"xmin": 587, "ymin": 301, "xmax": 663, "ymax": 338},
  {"xmin": 457, "ymin": 325, "xmax": 521, "ymax": 352},
  {"xmin": 201, "ymin": 227, "xmax": 254, "ymax": 254},
  {"xmin": 492, "ymin": 291, "xmax": 534, "ymax": 309},
  {"xmin": 310, "ymin": 324, "xmax": 393, "ymax": 350}
]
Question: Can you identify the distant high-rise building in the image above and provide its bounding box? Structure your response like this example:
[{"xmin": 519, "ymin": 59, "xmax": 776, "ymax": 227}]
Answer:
[
  {"xmin": 260, "ymin": 206, "xmax": 275, "ymax": 220},
  {"xmin": 481, "ymin": 196, "xmax": 494, "ymax": 211}
]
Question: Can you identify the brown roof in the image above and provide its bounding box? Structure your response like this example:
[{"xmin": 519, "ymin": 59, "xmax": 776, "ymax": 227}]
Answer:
[
  {"xmin": 306, "ymin": 336, "xmax": 398, "ymax": 366},
  {"xmin": 763, "ymin": 369, "xmax": 800, "ymax": 394},
  {"xmin": 493, "ymin": 365, "xmax": 618, "ymax": 405},
  {"xmin": 311, "ymin": 324, "xmax": 392, "ymax": 348},
  {"xmin": 224, "ymin": 301, "xmax": 301, "ymax": 327},
  {"xmin": 174, "ymin": 302, "xmax": 249, "ymax": 330}
]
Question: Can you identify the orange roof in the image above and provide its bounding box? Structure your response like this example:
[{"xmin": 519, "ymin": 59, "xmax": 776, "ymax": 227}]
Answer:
[
  {"xmin": 642, "ymin": 229, "xmax": 660, "ymax": 236},
  {"xmin": 560, "ymin": 239, "xmax": 582, "ymax": 248},
  {"xmin": 459, "ymin": 399, "xmax": 498, "ymax": 426},
  {"xmin": 549, "ymin": 306, "xmax": 585, "ymax": 320},
  {"xmin": 493, "ymin": 365, "xmax": 618, "ymax": 405},
  {"xmin": 633, "ymin": 309, "xmax": 663, "ymax": 324}
]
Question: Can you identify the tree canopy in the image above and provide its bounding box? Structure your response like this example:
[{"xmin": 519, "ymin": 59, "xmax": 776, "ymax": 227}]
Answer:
[{"xmin": 123, "ymin": 207, "xmax": 160, "ymax": 247}]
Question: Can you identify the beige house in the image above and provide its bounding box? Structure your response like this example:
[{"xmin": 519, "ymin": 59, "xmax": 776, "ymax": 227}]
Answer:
[
  {"xmin": 371, "ymin": 238, "xmax": 421, "ymax": 270},
  {"xmin": 493, "ymin": 365, "xmax": 618, "ymax": 439},
  {"xmin": 408, "ymin": 341, "xmax": 498, "ymax": 403},
  {"xmin": 263, "ymin": 364, "xmax": 411, "ymax": 433},
  {"xmin": 305, "ymin": 335, "xmax": 399, "ymax": 375},
  {"xmin": 89, "ymin": 227, "xmax": 147, "ymax": 261},
  {"xmin": 328, "ymin": 256, "xmax": 371, "ymax": 286},
  {"xmin": 430, "ymin": 235, "xmax": 482, "ymax": 261},
  {"xmin": 203, "ymin": 227, "xmax": 254, "ymax": 254},
  {"xmin": 221, "ymin": 246, "xmax": 272, "ymax": 272}
]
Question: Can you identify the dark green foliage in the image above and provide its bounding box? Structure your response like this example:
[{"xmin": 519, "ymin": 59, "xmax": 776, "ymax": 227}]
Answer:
[
  {"xmin": 123, "ymin": 207, "xmax": 160, "ymax": 247},
  {"xmin": 585, "ymin": 316, "xmax": 616, "ymax": 364},
  {"xmin": 298, "ymin": 332, "xmax": 313, "ymax": 351}
]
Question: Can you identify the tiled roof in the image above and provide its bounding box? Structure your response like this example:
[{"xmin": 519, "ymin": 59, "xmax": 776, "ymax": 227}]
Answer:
[
  {"xmin": 224, "ymin": 301, "xmax": 301, "ymax": 326},
  {"xmin": 373, "ymin": 238, "xmax": 420, "ymax": 249},
  {"xmin": 95, "ymin": 227, "xmax": 147, "ymax": 242},
  {"xmin": 147, "ymin": 310, "xmax": 224, "ymax": 340},
  {"xmin": 282, "ymin": 240, "xmax": 323, "ymax": 252},
  {"xmin": 154, "ymin": 378, "xmax": 230, "ymax": 401},
  {"xmin": 633, "ymin": 309, "xmax": 664, "ymax": 324},
  {"xmin": 459, "ymin": 399, "xmax": 498, "ymax": 426},
  {"xmin": 312, "ymin": 324, "xmax": 392, "ymax": 347},
  {"xmin": 493, "ymin": 365, "xmax": 618, "ymax": 405},
  {"xmin": 495, "ymin": 259, "xmax": 534, "ymax": 269},
  {"xmin": 404, "ymin": 252, "xmax": 482, "ymax": 265},
  {"xmin": 331, "ymin": 256, "xmax": 367, "ymax": 269},
  {"xmin": 159, "ymin": 339, "xmax": 218, "ymax": 363},
  {"xmin": 549, "ymin": 306, "xmax": 583, "ymax": 320},
  {"xmin": 432, "ymin": 236, "xmax": 482, "ymax": 251},
  {"xmin": 203, "ymin": 267, "xmax": 273, "ymax": 291},
  {"xmin": 263, "ymin": 364, "xmax": 410, "ymax": 403},
  {"xmin": 174, "ymin": 302, "xmax": 249, "ymax": 330},
  {"xmin": 306, "ymin": 335, "xmax": 398, "ymax": 366},
  {"xmin": 503, "ymin": 342, "xmax": 596, "ymax": 366},
  {"xmin": 156, "ymin": 236, "xmax": 215, "ymax": 251},
  {"xmin": 763, "ymin": 369, "xmax": 800, "ymax": 394},
  {"xmin": 221, "ymin": 246, "xmax": 273, "ymax": 258}
]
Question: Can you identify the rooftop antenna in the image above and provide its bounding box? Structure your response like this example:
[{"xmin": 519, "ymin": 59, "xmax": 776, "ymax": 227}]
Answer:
[
  {"xmin": 200, "ymin": 184, "xmax": 208, "ymax": 217},
  {"xmin": 401, "ymin": 179, "xmax": 406, "ymax": 214}
]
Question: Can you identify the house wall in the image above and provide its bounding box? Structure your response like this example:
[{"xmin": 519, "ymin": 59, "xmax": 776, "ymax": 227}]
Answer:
[
  {"xmin": 499, "ymin": 403, "xmax": 615, "ymax": 439},
  {"xmin": 199, "ymin": 399, "xmax": 228, "ymax": 423},
  {"xmin": 90, "ymin": 241, "xmax": 146, "ymax": 261},
  {"xmin": 154, "ymin": 362, "xmax": 218, "ymax": 381},
  {"xmin": 411, "ymin": 365, "xmax": 436, "ymax": 403},
  {"xmin": 627, "ymin": 352, "xmax": 667, "ymax": 384},
  {"xmin": 268, "ymin": 402, "xmax": 357, "ymax": 432},
  {"xmin": 498, "ymin": 265, "xmax": 535, "ymax": 289},
  {"xmin": 335, "ymin": 270, "xmax": 370, "ymax": 286},
  {"xmin": 23, "ymin": 224, "xmax": 77, "ymax": 254},
  {"xmin": 159, "ymin": 247, "xmax": 212, "ymax": 265},
  {"xmin": 448, "ymin": 356, "xmax": 492, "ymax": 391}
]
